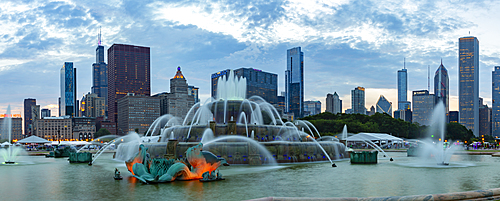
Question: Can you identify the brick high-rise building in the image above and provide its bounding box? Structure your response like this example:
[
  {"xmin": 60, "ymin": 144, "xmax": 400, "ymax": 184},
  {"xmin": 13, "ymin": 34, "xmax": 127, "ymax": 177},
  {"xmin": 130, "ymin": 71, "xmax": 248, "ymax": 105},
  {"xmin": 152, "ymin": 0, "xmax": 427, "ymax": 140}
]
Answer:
[{"xmin": 107, "ymin": 44, "xmax": 150, "ymax": 123}]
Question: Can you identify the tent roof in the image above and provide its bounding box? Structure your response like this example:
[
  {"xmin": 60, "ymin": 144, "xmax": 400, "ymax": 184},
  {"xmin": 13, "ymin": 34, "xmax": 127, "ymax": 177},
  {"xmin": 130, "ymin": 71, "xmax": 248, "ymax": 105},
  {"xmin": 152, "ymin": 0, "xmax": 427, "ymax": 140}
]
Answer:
[
  {"xmin": 17, "ymin": 136, "xmax": 50, "ymax": 144},
  {"xmin": 346, "ymin": 133, "xmax": 403, "ymax": 142}
]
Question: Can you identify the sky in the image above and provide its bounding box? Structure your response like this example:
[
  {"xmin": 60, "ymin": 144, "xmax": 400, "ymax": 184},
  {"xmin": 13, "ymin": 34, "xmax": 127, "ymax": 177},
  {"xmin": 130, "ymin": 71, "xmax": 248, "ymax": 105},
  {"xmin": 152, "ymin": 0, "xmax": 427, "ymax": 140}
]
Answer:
[{"xmin": 1, "ymin": 0, "xmax": 500, "ymax": 117}]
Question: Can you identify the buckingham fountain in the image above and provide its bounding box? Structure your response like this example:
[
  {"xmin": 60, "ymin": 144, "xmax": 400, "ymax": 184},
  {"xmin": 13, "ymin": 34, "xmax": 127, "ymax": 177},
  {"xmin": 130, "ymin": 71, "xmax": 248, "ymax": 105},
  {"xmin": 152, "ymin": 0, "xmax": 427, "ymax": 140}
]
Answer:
[{"xmin": 117, "ymin": 69, "xmax": 347, "ymax": 176}]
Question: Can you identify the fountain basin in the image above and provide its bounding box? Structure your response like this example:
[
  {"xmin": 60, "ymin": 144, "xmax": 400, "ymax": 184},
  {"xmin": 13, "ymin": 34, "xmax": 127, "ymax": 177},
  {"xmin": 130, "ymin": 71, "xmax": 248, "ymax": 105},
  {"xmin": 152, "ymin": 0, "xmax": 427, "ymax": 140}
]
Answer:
[
  {"xmin": 350, "ymin": 151, "xmax": 378, "ymax": 164},
  {"xmin": 69, "ymin": 152, "xmax": 93, "ymax": 163}
]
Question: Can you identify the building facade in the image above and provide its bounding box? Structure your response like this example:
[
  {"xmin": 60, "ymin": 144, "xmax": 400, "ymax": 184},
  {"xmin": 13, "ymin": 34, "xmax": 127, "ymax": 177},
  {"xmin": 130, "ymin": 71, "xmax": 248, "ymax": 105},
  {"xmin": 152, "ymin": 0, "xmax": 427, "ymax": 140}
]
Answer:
[
  {"xmin": 326, "ymin": 92, "xmax": 341, "ymax": 114},
  {"xmin": 459, "ymin": 36, "xmax": 479, "ymax": 136},
  {"xmin": 376, "ymin": 95, "xmax": 392, "ymax": 116},
  {"xmin": 23, "ymin": 98, "xmax": 36, "ymax": 136},
  {"xmin": 83, "ymin": 93, "xmax": 106, "ymax": 118},
  {"xmin": 434, "ymin": 61, "xmax": 449, "ymax": 121},
  {"xmin": 492, "ymin": 66, "xmax": 500, "ymax": 137},
  {"xmin": 479, "ymin": 98, "xmax": 491, "ymax": 137},
  {"xmin": 286, "ymin": 47, "xmax": 304, "ymax": 118},
  {"xmin": 412, "ymin": 90, "xmax": 435, "ymax": 126},
  {"xmin": 351, "ymin": 87, "xmax": 366, "ymax": 114},
  {"xmin": 153, "ymin": 67, "xmax": 196, "ymax": 119},
  {"xmin": 449, "ymin": 111, "xmax": 459, "ymax": 123},
  {"xmin": 397, "ymin": 68, "xmax": 410, "ymax": 110},
  {"xmin": 107, "ymin": 44, "xmax": 151, "ymax": 123},
  {"xmin": 211, "ymin": 68, "xmax": 278, "ymax": 104},
  {"xmin": 0, "ymin": 116, "xmax": 22, "ymax": 142},
  {"xmin": 60, "ymin": 62, "xmax": 77, "ymax": 117},
  {"xmin": 31, "ymin": 105, "xmax": 40, "ymax": 136},
  {"xmin": 35, "ymin": 117, "xmax": 73, "ymax": 141},
  {"xmin": 188, "ymin": 85, "xmax": 200, "ymax": 103},
  {"xmin": 92, "ymin": 31, "xmax": 108, "ymax": 117},
  {"xmin": 41, "ymin": 109, "xmax": 51, "ymax": 118},
  {"xmin": 117, "ymin": 94, "xmax": 159, "ymax": 135},
  {"xmin": 73, "ymin": 117, "xmax": 96, "ymax": 141},
  {"xmin": 304, "ymin": 101, "xmax": 321, "ymax": 117}
]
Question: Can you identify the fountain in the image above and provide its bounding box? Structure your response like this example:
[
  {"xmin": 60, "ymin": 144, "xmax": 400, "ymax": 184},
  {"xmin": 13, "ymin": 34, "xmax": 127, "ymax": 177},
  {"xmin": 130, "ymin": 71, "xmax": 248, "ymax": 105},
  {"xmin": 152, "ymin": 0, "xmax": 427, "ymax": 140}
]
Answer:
[
  {"xmin": 0, "ymin": 105, "xmax": 22, "ymax": 164},
  {"xmin": 115, "ymin": 69, "xmax": 347, "ymax": 167}
]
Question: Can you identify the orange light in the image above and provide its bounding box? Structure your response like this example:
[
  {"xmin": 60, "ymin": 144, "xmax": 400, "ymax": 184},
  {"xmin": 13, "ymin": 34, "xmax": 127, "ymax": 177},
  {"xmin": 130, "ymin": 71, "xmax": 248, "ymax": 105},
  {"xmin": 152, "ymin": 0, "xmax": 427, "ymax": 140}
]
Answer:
[{"xmin": 439, "ymin": 138, "xmax": 441, "ymax": 141}]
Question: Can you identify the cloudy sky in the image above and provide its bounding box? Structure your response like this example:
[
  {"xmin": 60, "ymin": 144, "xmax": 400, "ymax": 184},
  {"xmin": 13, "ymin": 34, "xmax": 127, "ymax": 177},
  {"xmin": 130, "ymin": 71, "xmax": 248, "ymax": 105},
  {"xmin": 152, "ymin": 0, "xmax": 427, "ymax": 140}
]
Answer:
[{"xmin": 1, "ymin": 0, "xmax": 500, "ymax": 117}]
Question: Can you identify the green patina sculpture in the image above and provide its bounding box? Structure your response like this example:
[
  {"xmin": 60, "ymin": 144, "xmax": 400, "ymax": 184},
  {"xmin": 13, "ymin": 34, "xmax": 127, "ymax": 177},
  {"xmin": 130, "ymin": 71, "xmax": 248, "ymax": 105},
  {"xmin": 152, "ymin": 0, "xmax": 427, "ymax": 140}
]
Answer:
[{"xmin": 126, "ymin": 143, "xmax": 228, "ymax": 183}]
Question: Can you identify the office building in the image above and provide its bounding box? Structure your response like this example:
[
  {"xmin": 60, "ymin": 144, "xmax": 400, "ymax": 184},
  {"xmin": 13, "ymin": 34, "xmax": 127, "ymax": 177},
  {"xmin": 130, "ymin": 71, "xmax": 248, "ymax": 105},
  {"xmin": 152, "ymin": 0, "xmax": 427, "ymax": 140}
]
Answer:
[
  {"xmin": 35, "ymin": 116, "xmax": 73, "ymax": 140},
  {"xmin": 286, "ymin": 47, "xmax": 304, "ymax": 117},
  {"xmin": 367, "ymin": 106, "xmax": 375, "ymax": 116},
  {"xmin": 351, "ymin": 87, "xmax": 366, "ymax": 114},
  {"xmin": 0, "ymin": 115, "xmax": 22, "ymax": 141},
  {"xmin": 459, "ymin": 36, "xmax": 479, "ymax": 136},
  {"xmin": 41, "ymin": 109, "xmax": 51, "ymax": 118},
  {"xmin": 492, "ymin": 66, "xmax": 500, "ymax": 137},
  {"xmin": 326, "ymin": 92, "xmax": 341, "ymax": 114},
  {"xmin": 211, "ymin": 68, "xmax": 278, "ymax": 104},
  {"xmin": 73, "ymin": 117, "xmax": 96, "ymax": 141},
  {"xmin": 95, "ymin": 117, "xmax": 117, "ymax": 136},
  {"xmin": 434, "ymin": 60, "xmax": 449, "ymax": 120},
  {"xmin": 449, "ymin": 111, "xmax": 459, "ymax": 123},
  {"xmin": 479, "ymin": 98, "xmax": 491, "ymax": 137},
  {"xmin": 188, "ymin": 85, "xmax": 200, "ymax": 103},
  {"xmin": 107, "ymin": 44, "xmax": 151, "ymax": 123},
  {"xmin": 376, "ymin": 95, "xmax": 392, "ymax": 116},
  {"xmin": 304, "ymin": 101, "xmax": 321, "ymax": 116},
  {"xmin": 60, "ymin": 62, "xmax": 77, "ymax": 117},
  {"xmin": 82, "ymin": 93, "xmax": 106, "ymax": 118},
  {"xmin": 394, "ymin": 109, "xmax": 412, "ymax": 122},
  {"xmin": 23, "ymin": 98, "xmax": 36, "ymax": 136},
  {"xmin": 92, "ymin": 30, "xmax": 108, "ymax": 116},
  {"xmin": 412, "ymin": 90, "xmax": 435, "ymax": 126},
  {"xmin": 31, "ymin": 105, "xmax": 40, "ymax": 136},
  {"xmin": 153, "ymin": 67, "xmax": 196, "ymax": 119},
  {"xmin": 397, "ymin": 66, "xmax": 410, "ymax": 111},
  {"xmin": 117, "ymin": 94, "xmax": 159, "ymax": 135}
]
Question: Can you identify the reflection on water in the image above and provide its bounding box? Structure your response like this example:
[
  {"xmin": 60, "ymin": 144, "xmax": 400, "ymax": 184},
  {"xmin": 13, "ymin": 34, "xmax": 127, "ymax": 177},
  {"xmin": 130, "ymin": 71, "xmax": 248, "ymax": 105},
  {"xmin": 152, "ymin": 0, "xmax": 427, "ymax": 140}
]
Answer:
[{"xmin": 0, "ymin": 152, "xmax": 499, "ymax": 200}]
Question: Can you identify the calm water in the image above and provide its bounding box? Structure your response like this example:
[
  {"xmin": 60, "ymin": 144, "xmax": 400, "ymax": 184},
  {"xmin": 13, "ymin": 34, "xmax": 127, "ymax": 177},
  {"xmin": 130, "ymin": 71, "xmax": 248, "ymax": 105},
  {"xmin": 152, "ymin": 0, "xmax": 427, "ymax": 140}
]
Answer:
[{"xmin": 1, "ymin": 152, "xmax": 500, "ymax": 200}]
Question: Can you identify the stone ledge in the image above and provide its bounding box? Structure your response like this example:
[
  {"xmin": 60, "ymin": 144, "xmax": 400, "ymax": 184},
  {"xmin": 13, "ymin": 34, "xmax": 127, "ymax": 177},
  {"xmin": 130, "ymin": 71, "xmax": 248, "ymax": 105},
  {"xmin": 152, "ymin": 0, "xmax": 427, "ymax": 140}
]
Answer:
[{"xmin": 248, "ymin": 188, "xmax": 500, "ymax": 201}]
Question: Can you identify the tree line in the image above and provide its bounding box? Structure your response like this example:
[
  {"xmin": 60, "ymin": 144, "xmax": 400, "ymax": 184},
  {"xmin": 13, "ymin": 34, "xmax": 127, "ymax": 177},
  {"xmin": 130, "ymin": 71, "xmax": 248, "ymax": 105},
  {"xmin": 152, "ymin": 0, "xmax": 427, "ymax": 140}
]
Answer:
[{"xmin": 300, "ymin": 112, "xmax": 478, "ymax": 142}]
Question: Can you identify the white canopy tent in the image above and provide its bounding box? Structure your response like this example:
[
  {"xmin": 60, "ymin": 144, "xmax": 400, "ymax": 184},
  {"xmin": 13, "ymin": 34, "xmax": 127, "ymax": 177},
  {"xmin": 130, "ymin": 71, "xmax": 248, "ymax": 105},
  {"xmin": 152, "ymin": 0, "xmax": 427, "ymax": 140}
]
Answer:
[
  {"xmin": 346, "ymin": 133, "xmax": 403, "ymax": 144},
  {"xmin": 16, "ymin": 135, "xmax": 50, "ymax": 144}
]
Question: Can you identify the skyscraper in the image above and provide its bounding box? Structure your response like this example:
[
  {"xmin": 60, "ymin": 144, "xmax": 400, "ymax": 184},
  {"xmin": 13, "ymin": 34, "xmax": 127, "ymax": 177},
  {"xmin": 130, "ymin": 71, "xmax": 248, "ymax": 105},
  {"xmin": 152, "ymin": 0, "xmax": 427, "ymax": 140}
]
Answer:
[
  {"xmin": 286, "ymin": 47, "xmax": 304, "ymax": 118},
  {"xmin": 60, "ymin": 62, "xmax": 77, "ymax": 117},
  {"xmin": 434, "ymin": 60, "xmax": 449, "ymax": 120},
  {"xmin": 304, "ymin": 101, "xmax": 321, "ymax": 116},
  {"xmin": 351, "ymin": 87, "xmax": 365, "ymax": 114},
  {"xmin": 23, "ymin": 98, "xmax": 36, "ymax": 136},
  {"xmin": 397, "ymin": 63, "xmax": 410, "ymax": 111},
  {"xmin": 92, "ymin": 29, "xmax": 108, "ymax": 117},
  {"xmin": 459, "ymin": 36, "xmax": 479, "ymax": 136},
  {"xmin": 376, "ymin": 95, "xmax": 392, "ymax": 116},
  {"xmin": 326, "ymin": 92, "xmax": 341, "ymax": 114},
  {"xmin": 41, "ymin": 109, "xmax": 51, "ymax": 118},
  {"xmin": 107, "ymin": 44, "xmax": 150, "ymax": 123},
  {"xmin": 492, "ymin": 66, "xmax": 500, "ymax": 137},
  {"xmin": 412, "ymin": 90, "xmax": 435, "ymax": 126}
]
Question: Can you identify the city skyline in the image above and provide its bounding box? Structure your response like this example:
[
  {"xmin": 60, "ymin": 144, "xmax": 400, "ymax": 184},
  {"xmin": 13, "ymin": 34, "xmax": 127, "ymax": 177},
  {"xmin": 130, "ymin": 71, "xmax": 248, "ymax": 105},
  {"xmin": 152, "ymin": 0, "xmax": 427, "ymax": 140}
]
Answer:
[{"xmin": 2, "ymin": 1, "xmax": 500, "ymax": 118}]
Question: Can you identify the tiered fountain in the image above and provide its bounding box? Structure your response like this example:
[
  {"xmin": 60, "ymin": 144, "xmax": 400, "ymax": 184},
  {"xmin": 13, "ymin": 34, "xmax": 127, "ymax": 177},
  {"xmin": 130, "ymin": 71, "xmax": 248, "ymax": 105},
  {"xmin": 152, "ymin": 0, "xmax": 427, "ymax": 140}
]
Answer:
[
  {"xmin": 116, "ymin": 70, "xmax": 347, "ymax": 166},
  {"xmin": 0, "ymin": 106, "xmax": 21, "ymax": 164}
]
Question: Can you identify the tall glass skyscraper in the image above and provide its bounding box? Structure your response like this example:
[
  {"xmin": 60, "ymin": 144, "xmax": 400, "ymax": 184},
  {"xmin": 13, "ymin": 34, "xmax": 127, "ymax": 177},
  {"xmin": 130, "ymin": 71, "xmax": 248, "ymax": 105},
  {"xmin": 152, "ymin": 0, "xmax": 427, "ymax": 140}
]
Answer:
[
  {"xmin": 326, "ymin": 92, "xmax": 341, "ymax": 114},
  {"xmin": 459, "ymin": 36, "xmax": 479, "ymax": 136},
  {"xmin": 397, "ymin": 68, "xmax": 410, "ymax": 110},
  {"xmin": 351, "ymin": 87, "xmax": 365, "ymax": 114},
  {"xmin": 286, "ymin": 47, "xmax": 304, "ymax": 118},
  {"xmin": 60, "ymin": 62, "xmax": 77, "ymax": 117},
  {"xmin": 92, "ymin": 30, "xmax": 108, "ymax": 117},
  {"xmin": 434, "ymin": 61, "xmax": 449, "ymax": 120},
  {"xmin": 492, "ymin": 66, "xmax": 500, "ymax": 137}
]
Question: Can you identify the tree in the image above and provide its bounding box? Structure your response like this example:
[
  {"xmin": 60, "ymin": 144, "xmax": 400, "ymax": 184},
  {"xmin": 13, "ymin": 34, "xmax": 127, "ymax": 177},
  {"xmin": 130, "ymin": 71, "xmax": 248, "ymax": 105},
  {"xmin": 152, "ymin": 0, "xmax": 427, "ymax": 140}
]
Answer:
[{"xmin": 94, "ymin": 128, "xmax": 111, "ymax": 139}]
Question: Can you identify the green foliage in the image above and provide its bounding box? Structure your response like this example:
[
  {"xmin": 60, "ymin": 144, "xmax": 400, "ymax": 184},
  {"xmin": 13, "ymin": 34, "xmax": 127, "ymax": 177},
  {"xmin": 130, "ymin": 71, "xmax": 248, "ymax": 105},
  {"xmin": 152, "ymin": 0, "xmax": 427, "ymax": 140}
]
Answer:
[
  {"xmin": 94, "ymin": 128, "xmax": 111, "ymax": 139},
  {"xmin": 300, "ymin": 112, "xmax": 475, "ymax": 141}
]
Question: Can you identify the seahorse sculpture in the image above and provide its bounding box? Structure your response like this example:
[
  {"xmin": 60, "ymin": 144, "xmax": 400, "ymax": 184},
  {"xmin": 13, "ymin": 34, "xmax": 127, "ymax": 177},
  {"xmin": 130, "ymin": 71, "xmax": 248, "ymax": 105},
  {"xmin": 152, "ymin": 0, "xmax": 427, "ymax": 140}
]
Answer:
[{"xmin": 125, "ymin": 143, "xmax": 228, "ymax": 183}]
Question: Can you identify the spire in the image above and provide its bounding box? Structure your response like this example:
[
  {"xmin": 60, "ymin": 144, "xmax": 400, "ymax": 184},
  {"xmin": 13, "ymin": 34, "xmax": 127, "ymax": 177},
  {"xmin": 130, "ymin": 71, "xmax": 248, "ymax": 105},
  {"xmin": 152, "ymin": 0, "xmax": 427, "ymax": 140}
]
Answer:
[
  {"xmin": 404, "ymin": 57, "xmax": 406, "ymax": 69},
  {"xmin": 441, "ymin": 58, "xmax": 442, "ymax": 66},
  {"xmin": 98, "ymin": 26, "xmax": 102, "ymax": 46},
  {"xmin": 173, "ymin": 66, "xmax": 185, "ymax": 79}
]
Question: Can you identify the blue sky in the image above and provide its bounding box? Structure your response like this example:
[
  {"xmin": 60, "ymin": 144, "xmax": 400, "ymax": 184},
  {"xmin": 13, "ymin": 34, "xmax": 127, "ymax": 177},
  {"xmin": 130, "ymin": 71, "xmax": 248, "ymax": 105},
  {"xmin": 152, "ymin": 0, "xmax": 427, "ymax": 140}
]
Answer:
[{"xmin": 1, "ymin": 0, "xmax": 500, "ymax": 116}]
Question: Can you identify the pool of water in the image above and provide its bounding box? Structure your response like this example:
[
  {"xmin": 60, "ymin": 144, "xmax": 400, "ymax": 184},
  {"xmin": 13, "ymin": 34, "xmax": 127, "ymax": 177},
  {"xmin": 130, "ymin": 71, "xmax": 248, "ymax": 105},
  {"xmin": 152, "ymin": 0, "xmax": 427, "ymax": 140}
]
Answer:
[{"xmin": 1, "ymin": 152, "xmax": 500, "ymax": 200}]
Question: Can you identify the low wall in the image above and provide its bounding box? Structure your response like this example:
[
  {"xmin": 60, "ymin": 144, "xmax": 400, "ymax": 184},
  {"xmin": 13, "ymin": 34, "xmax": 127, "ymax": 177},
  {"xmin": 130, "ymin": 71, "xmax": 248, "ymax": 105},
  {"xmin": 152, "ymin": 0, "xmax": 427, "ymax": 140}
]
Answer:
[{"xmin": 249, "ymin": 187, "xmax": 500, "ymax": 201}]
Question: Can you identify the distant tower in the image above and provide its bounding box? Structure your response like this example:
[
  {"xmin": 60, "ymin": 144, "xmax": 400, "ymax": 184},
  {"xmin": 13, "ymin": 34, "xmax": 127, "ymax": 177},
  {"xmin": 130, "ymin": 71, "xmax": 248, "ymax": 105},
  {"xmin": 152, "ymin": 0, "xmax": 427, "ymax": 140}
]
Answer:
[
  {"xmin": 92, "ymin": 27, "xmax": 108, "ymax": 117},
  {"xmin": 23, "ymin": 98, "xmax": 36, "ymax": 136},
  {"xmin": 434, "ymin": 60, "xmax": 449, "ymax": 121},
  {"xmin": 351, "ymin": 87, "xmax": 365, "ymax": 114},
  {"xmin": 459, "ymin": 36, "xmax": 479, "ymax": 136},
  {"xmin": 492, "ymin": 66, "xmax": 500, "ymax": 137},
  {"xmin": 376, "ymin": 95, "xmax": 392, "ymax": 116},
  {"xmin": 397, "ymin": 59, "xmax": 410, "ymax": 111},
  {"xmin": 326, "ymin": 92, "xmax": 341, "ymax": 114},
  {"xmin": 286, "ymin": 47, "xmax": 304, "ymax": 118},
  {"xmin": 60, "ymin": 62, "xmax": 77, "ymax": 117}
]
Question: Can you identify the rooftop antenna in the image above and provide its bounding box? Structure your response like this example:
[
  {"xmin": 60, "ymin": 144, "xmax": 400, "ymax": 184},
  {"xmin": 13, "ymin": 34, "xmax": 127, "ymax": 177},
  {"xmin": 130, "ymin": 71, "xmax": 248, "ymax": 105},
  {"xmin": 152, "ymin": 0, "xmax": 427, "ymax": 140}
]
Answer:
[
  {"xmin": 98, "ymin": 26, "xmax": 102, "ymax": 46},
  {"xmin": 404, "ymin": 57, "xmax": 406, "ymax": 69}
]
